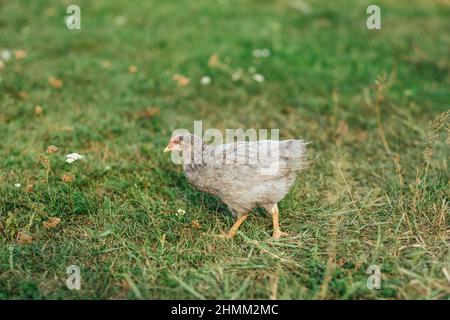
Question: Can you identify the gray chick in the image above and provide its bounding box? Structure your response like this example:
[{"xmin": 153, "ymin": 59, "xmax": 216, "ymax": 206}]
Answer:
[{"xmin": 164, "ymin": 133, "xmax": 309, "ymax": 239}]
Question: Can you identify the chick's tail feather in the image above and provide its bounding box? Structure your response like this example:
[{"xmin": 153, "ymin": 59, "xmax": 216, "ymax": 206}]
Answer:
[{"xmin": 284, "ymin": 139, "xmax": 311, "ymax": 171}]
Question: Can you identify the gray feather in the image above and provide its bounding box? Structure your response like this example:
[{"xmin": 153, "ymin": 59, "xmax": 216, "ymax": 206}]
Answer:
[{"xmin": 182, "ymin": 134, "xmax": 309, "ymax": 216}]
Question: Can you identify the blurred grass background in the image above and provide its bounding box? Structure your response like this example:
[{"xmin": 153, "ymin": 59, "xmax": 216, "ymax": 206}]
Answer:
[{"xmin": 0, "ymin": 0, "xmax": 449, "ymax": 299}]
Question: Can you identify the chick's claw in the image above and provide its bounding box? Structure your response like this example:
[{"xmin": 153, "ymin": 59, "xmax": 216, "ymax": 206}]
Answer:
[{"xmin": 272, "ymin": 230, "xmax": 289, "ymax": 240}]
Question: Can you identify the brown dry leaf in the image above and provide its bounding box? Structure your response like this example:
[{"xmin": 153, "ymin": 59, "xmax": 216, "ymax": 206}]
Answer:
[
  {"xmin": 268, "ymin": 274, "xmax": 279, "ymax": 300},
  {"xmin": 14, "ymin": 49, "xmax": 27, "ymax": 60},
  {"xmin": 355, "ymin": 130, "xmax": 369, "ymax": 142},
  {"xmin": 17, "ymin": 232, "xmax": 33, "ymax": 245},
  {"xmin": 40, "ymin": 155, "xmax": 50, "ymax": 168},
  {"xmin": 35, "ymin": 105, "xmax": 44, "ymax": 116},
  {"xmin": 61, "ymin": 173, "xmax": 75, "ymax": 183},
  {"xmin": 335, "ymin": 121, "xmax": 349, "ymax": 145},
  {"xmin": 45, "ymin": 6, "xmax": 56, "ymax": 16},
  {"xmin": 128, "ymin": 65, "xmax": 138, "ymax": 73},
  {"xmin": 136, "ymin": 107, "xmax": 160, "ymax": 119},
  {"xmin": 18, "ymin": 91, "xmax": 29, "ymax": 100},
  {"xmin": 172, "ymin": 74, "xmax": 190, "ymax": 86},
  {"xmin": 46, "ymin": 145, "xmax": 58, "ymax": 154},
  {"xmin": 314, "ymin": 18, "xmax": 331, "ymax": 28},
  {"xmin": 61, "ymin": 126, "xmax": 73, "ymax": 132},
  {"xmin": 100, "ymin": 60, "xmax": 112, "ymax": 69},
  {"xmin": 208, "ymin": 53, "xmax": 219, "ymax": 67},
  {"xmin": 43, "ymin": 217, "xmax": 61, "ymax": 229},
  {"xmin": 48, "ymin": 77, "xmax": 63, "ymax": 88},
  {"xmin": 120, "ymin": 278, "xmax": 131, "ymax": 291},
  {"xmin": 25, "ymin": 184, "xmax": 34, "ymax": 193},
  {"xmin": 0, "ymin": 223, "xmax": 5, "ymax": 238},
  {"xmin": 191, "ymin": 220, "xmax": 201, "ymax": 229}
]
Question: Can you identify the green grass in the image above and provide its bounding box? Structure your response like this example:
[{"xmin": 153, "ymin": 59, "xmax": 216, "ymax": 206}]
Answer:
[{"xmin": 0, "ymin": 0, "xmax": 449, "ymax": 299}]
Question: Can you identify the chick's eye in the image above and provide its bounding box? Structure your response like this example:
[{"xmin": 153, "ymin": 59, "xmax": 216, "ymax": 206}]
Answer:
[{"xmin": 178, "ymin": 136, "xmax": 184, "ymax": 142}]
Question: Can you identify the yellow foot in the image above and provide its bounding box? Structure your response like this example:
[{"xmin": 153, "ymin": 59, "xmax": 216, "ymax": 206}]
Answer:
[{"xmin": 272, "ymin": 230, "xmax": 289, "ymax": 240}]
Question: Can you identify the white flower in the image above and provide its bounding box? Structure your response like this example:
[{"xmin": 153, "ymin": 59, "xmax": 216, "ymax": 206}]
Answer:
[
  {"xmin": 66, "ymin": 153, "xmax": 84, "ymax": 164},
  {"xmin": 253, "ymin": 73, "xmax": 265, "ymax": 83},
  {"xmin": 200, "ymin": 76, "xmax": 211, "ymax": 85},
  {"xmin": 114, "ymin": 16, "xmax": 127, "ymax": 26},
  {"xmin": 252, "ymin": 49, "xmax": 271, "ymax": 58},
  {"xmin": 14, "ymin": 183, "xmax": 21, "ymax": 188},
  {"xmin": 231, "ymin": 68, "xmax": 243, "ymax": 82},
  {"xmin": 403, "ymin": 89, "xmax": 413, "ymax": 97},
  {"xmin": 0, "ymin": 49, "xmax": 11, "ymax": 62},
  {"xmin": 290, "ymin": 0, "xmax": 312, "ymax": 14},
  {"xmin": 176, "ymin": 208, "xmax": 186, "ymax": 216},
  {"xmin": 260, "ymin": 48, "xmax": 271, "ymax": 57}
]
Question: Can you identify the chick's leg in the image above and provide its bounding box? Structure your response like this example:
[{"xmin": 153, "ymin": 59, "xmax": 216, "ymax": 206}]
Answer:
[
  {"xmin": 226, "ymin": 214, "xmax": 248, "ymax": 238},
  {"xmin": 270, "ymin": 204, "xmax": 288, "ymax": 239}
]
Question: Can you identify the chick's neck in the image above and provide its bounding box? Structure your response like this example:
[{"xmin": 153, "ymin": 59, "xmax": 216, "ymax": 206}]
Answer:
[{"xmin": 182, "ymin": 141, "xmax": 207, "ymax": 169}]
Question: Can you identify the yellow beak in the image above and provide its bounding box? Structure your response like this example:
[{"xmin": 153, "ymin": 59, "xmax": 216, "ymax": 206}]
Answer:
[{"xmin": 163, "ymin": 145, "xmax": 171, "ymax": 153}]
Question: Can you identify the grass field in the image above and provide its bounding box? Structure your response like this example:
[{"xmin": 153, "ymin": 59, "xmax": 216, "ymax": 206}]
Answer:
[{"xmin": 0, "ymin": 0, "xmax": 449, "ymax": 299}]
